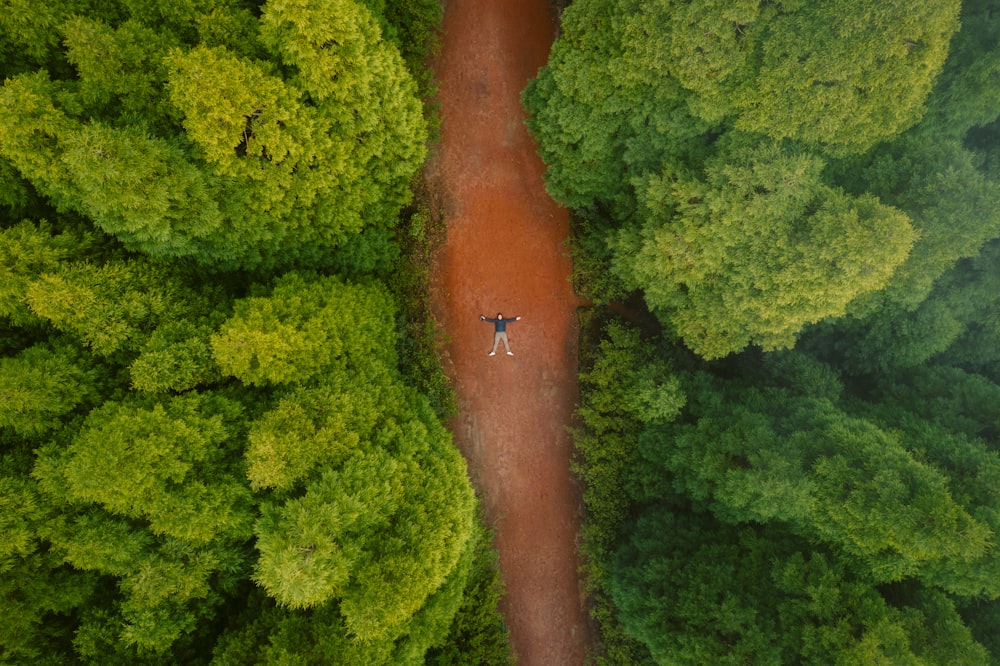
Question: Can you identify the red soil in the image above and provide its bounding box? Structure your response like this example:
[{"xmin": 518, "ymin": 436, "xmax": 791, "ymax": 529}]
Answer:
[{"xmin": 427, "ymin": 1, "xmax": 596, "ymax": 664}]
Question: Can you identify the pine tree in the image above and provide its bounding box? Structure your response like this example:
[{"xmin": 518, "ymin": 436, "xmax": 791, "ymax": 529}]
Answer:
[
  {"xmin": 43, "ymin": 392, "xmax": 252, "ymax": 543},
  {"xmin": 616, "ymin": 139, "xmax": 915, "ymax": 358},
  {"xmin": 0, "ymin": 341, "xmax": 101, "ymax": 437},
  {"xmin": 211, "ymin": 272, "xmax": 396, "ymax": 386},
  {"xmin": 0, "ymin": 220, "xmax": 100, "ymax": 327},
  {"xmin": 252, "ymin": 396, "xmax": 475, "ymax": 640}
]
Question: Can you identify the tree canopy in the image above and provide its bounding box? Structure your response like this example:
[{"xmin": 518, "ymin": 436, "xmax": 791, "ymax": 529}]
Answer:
[
  {"xmin": 531, "ymin": 0, "xmax": 1000, "ymax": 662},
  {"xmin": 614, "ymin": 139, "xmax": 915, "ymax": 358},
  {"xmin": 0, "ymin": 1, "xmax": 501, "ymax": 663},
  {"xmin": 0, "ymin": 0, "xmax": 427, "ymax": 270},
  {"xmin": 525, "ymin": 0, "xmax": 963, "ymax": 358}
]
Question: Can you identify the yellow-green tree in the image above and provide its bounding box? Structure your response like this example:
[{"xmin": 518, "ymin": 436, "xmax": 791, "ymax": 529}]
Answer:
[
  {"xmin": 0, "ymin": 0, "xmax": 427, "ymax": 269},
  {"xmin": 615, "ymin": 140, "xmax": 915, "ymax": 358}
]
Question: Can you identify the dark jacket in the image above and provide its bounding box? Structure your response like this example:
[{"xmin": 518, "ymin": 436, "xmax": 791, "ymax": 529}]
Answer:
[{"xmin": 483, "ymin": 316, "xmax": 518, "ymax": 332}]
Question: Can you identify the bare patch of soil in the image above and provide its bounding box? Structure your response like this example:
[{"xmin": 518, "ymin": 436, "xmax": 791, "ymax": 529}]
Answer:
[{"xmin": 427, "ymin": 1, "xmax": 596, "ymax": 664}]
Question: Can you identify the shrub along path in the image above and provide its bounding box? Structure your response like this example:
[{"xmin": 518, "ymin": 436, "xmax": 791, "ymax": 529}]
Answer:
[{"xmin": 427, "ymin": 1, "xmax": 595, "ymax": 663}]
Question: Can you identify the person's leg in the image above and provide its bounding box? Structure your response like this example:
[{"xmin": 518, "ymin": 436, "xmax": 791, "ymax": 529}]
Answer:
[
  {"xmin": 491, "ymin": 331, "xmax": 502, "ymax": 354},
  {"xmin": 500, "ymin": 331, "xmax": 511, "ymax": 354}
]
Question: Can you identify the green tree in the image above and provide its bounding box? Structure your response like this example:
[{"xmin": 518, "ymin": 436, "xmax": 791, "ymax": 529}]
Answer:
[
  {"xmin": 0, "ymin": 341, "xmax": 101, "ymax": 437},
  {"xmin": 129, "ymin": 317, "xmax": 225, "ymax": 394},
  {"xmin": 920, "ymin": 0, "xmax": 1000, "ymax": 139},
  {"xmin": 524, "ymin": 0, "xmax": 710, "ymax": 217},
  {"xmin": 1, "ymin": 0, "xmax": 428, "ymax": 269},
  {"xmin": 59, "ymin": 123, "xmax": 226, "ymax": 259},
  {"xmin": 25, "ymin": 258, "xmax": 204, "ymax": 357},
  {"xmin": 0, "ymin": 0, "xmax": 121, "ymax": 75},
  {"xmin": 0, "ymin": 157, "xmax": 31, "ymax": 213},
  {"xmin": 30, "ymin": 391, "xmax": 255, "ymax": 653},
  {"xmin": 0, "ymin": 219, "xmax": 101, "ymax": 327},
  {"xmin": 62, "ymin": 16, "xmax": 180, "ymax": 127},
  {"xmin": 252, "ymin": 388, "xmax": 475, "ymax": 640},
  {"xmin": 255, "ymin": 0, "xmax": 428, "ymax": 255},
  {"xmin": 39, "ymin": 392, "xmax": 252, "ymax": 543},
  {"xmin": 211, "ymin": 268, "xmax": 478, "ymax": 652},
  {"xmin": 615, "ymin": 140, "xmax": 915, "ymax": 358},
  {"xmin": 868, "ymin": 364, "xmax": 1000, "ymax": 441},
  {"xmin": 633, "ymin": 372, "xmax": 996, "ymax": 589},
  {"xmin": 573, "ymin": 318, "xmax": 682, "ymax": 666},
  {"xmin": 845, "ymin": 373, "xmax": 1000, "ymax": 597},
  {"xmin": 245, "ymin": 381, "xmax": 382, "ymax": 492},
  {"xmin": 212, "ymin": 547, "xmax": 478, "ymax": 666},
  {"xmin": 612, "ymin": 509, "xmax": 989, "ymax": 665},
  {"xmin": 0, "ymin": 450, "xmax": 97, "ymax": 663},
  {"xmin": 934, "ymin": 241, "xmax": 1000, "ymax": 376},
  {"xmin": 165, "ymin": 45, "xmax": 317, "ymax": 176},
  {"xmin": 36, "ymin": 509, "xmax": 241, "ymax": 654},
  {"xmin": 0, "ymin": 72, "xmax": 226, "ymax": 261},
  {"xmin": 425, "ymin": 521, "xmax": 512, "ymax": 666},
  {"xmin": 0, "ymin": 72, "xmax": 76, "ymax": 204},
  {"xmin": 961, "ymin": 598, "xmax": 1000, "ymax": 663},
  {"xmin": 0, "ymin": 0, "xmax": 493, "ymax": 661},
  {"xmin": 727, "ymin": 0, "xmax": 959, "ymax": 154},
  {"xmin": 621, "ymin": 0, "xmax": 960, "ymax": 154},
  {"xmin": 211, "ymin": 272, "xmax": 396, "ymax": 386},
  {"xmin": 525, "ymin": 0, "xmax": 959, "ymax": 222},
  {"xmin": 837, "ymin": 136, "xmax": 1000, "ymax": 312},
  {"xmin": 806, "ymin": 233, "xmax": 1000, "ymax": 376}
]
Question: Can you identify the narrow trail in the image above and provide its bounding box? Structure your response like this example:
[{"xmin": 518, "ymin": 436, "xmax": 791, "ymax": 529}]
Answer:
[{"xmin": 426, "ymin": 1, "xmax": 595, "ymax": 664}]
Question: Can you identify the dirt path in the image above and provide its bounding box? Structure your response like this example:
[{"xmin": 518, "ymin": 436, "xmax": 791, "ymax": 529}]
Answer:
[{"xmin": 427, "ymin": 1, "xmax": 595, "ymax": 664}]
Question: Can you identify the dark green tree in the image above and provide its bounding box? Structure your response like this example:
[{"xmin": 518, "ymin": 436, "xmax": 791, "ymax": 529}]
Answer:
[
  {"xmin": 0, "ymin": 450, "xmax": 97, "ymax": 663},
  {"xmin": 836, "ymin": 136, "xmax": 1000, "ymax": 312},
  {"xmin": 634, "ymin": 374, "xmax": 996, "ymax": 588}
]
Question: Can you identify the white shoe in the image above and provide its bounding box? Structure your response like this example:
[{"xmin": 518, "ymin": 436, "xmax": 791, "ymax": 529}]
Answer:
[
  {"xmin": 507, "ymin": 351, "xmax": 513, "ymax": 356},
  {"xmin": 488, "ymin": 352, "xmax": 495, "ymax": 356}
]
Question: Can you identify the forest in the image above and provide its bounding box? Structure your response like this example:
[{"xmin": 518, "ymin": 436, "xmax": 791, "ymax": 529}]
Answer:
[
  {"xmin": 524, "ymin": 0, "xmax": 1000, "ymax": 663},
  {"xmin": 0, "ymin": 0, "xmax": 511, "ymax": 663},
  {"xmin": 6, "ymin": 0, "xmax": 1000, "ymax": 664}
]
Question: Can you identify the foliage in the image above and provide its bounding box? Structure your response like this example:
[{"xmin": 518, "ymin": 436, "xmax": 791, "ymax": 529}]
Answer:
[
  {"xmin": 425, "ymin": 520, "xmax": 513, "ymax": 666},
  {"xmin": 0, "ymin": 0, "xmax": 494, "ymax": 663},
  {"xmin": 389, "ymin": 198, "xmax": 456, "ymax": 417},
  {"xmin": 532, "ymin": 2, "xmax": 1000, "ymax": 662},
  {"xmin": 525, "ymin": 0, "xmax": 959, "ymax": 220},
  {"xmin": 573, "ymin": 330, "xmax": 1000, "ymax": 663},
  {"xmin": 211, "ymin": 272, "xmax": 396, "ymax": 386},
  {"xmin": 0, "ymin": 0, "xmax": 427, "ymax": 270},
  {"xmin": 526, "ymin": 0, "xmax": 961, "ymax": 360},
  {"xmin": 613, "ymin": 510, "xmax": 989, "ymax": 665},
  {"xmin": 573, "ymin": 316, "xmax": 680, "ymax": 666},
  {"xmin": 615, "ymin": 138, "xmax": 915, "ymax": 358}
]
